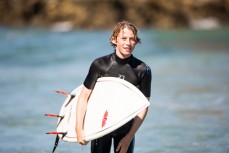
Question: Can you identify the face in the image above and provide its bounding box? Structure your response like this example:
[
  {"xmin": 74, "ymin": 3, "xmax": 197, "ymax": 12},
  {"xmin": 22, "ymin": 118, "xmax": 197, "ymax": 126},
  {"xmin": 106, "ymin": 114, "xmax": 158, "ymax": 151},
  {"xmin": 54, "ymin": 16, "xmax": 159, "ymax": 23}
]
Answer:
[{"xmin": 112, "ymin": 27, "xmax": 137, "ymax": 59}]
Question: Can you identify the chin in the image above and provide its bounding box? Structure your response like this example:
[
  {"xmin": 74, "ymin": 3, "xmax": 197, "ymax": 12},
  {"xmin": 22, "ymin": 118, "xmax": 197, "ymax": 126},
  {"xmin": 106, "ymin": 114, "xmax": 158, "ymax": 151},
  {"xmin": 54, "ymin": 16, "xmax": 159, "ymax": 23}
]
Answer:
[
  {"xmin": 122, "ymin": 52, "xmax": 132, "ymax": 58},
  {"xmin": 116, "ymin": 49, "xmax": 133, "ymax": 58},
  {"xmin": 124, "ymin": 50, "xmax": 133, "ymax": 55}
]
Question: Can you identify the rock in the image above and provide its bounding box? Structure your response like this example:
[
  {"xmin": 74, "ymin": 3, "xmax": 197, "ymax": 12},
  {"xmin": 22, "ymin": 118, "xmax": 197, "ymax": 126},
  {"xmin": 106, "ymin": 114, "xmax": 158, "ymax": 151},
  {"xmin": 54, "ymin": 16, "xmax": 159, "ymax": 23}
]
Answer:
[{"xmin": 0, "ymin": 0, "xmax": 228, "ymax": 29}]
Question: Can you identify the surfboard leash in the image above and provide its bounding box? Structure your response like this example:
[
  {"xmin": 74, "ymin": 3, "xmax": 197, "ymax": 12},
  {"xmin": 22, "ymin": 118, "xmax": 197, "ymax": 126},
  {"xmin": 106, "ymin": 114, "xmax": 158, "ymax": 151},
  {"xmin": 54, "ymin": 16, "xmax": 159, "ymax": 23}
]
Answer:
[
  {"xmin": 46, "ymin": 132, "xmax": 67, "ymax": 153},
  {"xmin": 52, "ymin": 135, "xmax": 59, "ymax": 153}
]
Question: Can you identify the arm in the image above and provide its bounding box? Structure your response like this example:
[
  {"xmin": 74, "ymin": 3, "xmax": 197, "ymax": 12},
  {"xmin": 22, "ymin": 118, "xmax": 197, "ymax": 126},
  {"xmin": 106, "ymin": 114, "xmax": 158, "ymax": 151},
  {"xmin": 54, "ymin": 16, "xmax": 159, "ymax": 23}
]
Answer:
[
  {"xmin": 75, "ymin": 85, "xmax": 92, "ymax": 145},
  {"xmin": 116, "ymin": 97, "xmax": 150, "ymax": 153}
]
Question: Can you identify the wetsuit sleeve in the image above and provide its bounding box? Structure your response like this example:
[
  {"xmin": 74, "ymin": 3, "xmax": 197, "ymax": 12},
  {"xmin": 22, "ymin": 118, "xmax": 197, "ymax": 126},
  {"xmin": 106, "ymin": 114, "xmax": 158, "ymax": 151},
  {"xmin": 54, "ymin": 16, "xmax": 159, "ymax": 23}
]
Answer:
[
  {"xmin": 83, "ymin": 59, "xmax": 101, "ymax": 90},
  {"xmin": 139, "ymin": 65, "xmax": 151, "ymax": 97}
]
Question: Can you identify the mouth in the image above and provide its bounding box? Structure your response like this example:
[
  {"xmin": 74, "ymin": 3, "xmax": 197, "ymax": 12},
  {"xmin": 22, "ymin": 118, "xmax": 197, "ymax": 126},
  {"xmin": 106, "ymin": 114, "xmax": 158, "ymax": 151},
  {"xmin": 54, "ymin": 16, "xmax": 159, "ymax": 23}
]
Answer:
[{"xmin": 123, "ymin": 47, "xmax": 132, "ymax": 52}]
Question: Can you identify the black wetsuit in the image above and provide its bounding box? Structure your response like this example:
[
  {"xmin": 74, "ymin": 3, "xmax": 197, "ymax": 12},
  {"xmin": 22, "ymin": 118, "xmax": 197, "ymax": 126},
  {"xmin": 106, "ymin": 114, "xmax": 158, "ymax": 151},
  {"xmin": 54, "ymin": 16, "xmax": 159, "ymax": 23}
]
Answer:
[{"xmin": 83, "ymin": 52, "xmax": 151, "ymax": 153}]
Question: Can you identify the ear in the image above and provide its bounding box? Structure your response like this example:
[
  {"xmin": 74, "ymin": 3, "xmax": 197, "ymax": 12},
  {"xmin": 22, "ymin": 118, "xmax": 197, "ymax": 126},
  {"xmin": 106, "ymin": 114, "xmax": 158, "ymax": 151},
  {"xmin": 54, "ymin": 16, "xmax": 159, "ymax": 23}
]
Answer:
[{"xmin": 111, "ymin": 37, "xmax": 117, "ymax": 45}]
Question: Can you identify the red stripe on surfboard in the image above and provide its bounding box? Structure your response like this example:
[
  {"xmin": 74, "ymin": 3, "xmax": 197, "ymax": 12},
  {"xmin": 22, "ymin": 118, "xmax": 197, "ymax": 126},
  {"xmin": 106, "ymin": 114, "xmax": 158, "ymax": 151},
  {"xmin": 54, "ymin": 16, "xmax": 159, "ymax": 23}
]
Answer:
[{"xmin": 102, "ymin": 110, "xmax": 108, "ymax": 128}]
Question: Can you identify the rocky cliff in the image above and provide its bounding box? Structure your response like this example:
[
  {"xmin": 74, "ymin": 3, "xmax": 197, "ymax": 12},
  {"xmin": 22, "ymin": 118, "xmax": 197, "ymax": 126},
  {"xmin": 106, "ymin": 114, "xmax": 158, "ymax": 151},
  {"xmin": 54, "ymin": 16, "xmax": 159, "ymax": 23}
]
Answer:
[{"xmin": 0, "ymin": 0, "xmax": 228, "ymax": 29}]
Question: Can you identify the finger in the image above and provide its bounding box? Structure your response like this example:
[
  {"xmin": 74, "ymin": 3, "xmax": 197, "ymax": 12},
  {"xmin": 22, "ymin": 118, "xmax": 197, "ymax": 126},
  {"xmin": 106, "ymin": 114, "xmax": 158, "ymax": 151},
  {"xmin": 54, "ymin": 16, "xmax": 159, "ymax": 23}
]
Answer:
[
  {"xmin": 116, "ymin": 143, "xmax": 121, "ymax": 152},
  {"xmin": 84, "ymin": 141, "xmax": 89, "ymax": 145},
  {"xmin": 79, "ymin": 141, "xmax": 85, "ymax": 145},
  {"xmin": 77, "ymin": 139, "xmax": 84, "ymax": 145},
  {"xmin": 81, "ymin": 140, "xmax": 88, "ymax": 145},
  {"xmin": 79, "ymin": 140, "xmax": 88, "ymax": 145}
]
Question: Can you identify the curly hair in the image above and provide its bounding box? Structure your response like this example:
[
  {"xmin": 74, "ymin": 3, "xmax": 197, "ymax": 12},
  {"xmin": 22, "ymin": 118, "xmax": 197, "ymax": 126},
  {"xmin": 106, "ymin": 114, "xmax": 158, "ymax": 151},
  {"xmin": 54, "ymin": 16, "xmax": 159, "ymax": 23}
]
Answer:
[{"xmin": 109, "ymin": 21, "xmax": 141, "ymax": 48}]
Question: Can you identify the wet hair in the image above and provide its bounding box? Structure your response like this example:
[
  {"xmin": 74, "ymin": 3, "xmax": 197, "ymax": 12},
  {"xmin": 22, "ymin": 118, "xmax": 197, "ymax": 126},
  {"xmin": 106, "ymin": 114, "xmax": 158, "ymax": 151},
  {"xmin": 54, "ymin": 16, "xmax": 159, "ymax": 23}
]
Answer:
[{"xmin": 109, "ymin": 21, "xmax": 141, "ymax": 48}]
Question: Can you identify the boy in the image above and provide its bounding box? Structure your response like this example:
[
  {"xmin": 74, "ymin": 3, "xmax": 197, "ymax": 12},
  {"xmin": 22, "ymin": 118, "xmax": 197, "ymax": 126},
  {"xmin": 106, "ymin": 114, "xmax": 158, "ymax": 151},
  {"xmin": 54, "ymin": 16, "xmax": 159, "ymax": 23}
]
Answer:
[{"xmin": 76, "ymin": 21, "xmax": 151, "ymax": 153}]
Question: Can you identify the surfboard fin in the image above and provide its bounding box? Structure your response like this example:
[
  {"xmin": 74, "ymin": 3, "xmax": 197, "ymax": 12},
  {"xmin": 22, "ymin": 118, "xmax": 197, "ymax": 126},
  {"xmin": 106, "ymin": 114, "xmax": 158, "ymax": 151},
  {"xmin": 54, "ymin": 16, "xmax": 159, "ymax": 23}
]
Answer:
[
  {"xmin": 45, "ymin": 114, "xmax": 64, "ymax": 126},
  {"xmin": 55, "ymin": 90, "xmax": 74, "ymax": 97},
  {"xmin": 46, "ymin": 132, "xmax": 67, "ymax": 135},
  {"xmin": 44, "ymin": 114, "xmax": 64, "ymax": 118},
  {"xmin": 55, "ymin": 90, "xmax": 75, "ymax": 107}
]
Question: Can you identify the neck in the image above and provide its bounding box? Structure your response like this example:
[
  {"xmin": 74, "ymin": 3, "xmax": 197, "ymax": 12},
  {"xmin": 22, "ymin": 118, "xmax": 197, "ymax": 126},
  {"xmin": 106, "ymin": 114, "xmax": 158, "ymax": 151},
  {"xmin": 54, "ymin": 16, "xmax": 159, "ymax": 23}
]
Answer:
[
  {"xmin": 115, "ymin": 50, "xmax": 131, "ymax": 59},
  {"xmin": 113, "ymin": 52, "xmax": 133, "ymax": 65}
]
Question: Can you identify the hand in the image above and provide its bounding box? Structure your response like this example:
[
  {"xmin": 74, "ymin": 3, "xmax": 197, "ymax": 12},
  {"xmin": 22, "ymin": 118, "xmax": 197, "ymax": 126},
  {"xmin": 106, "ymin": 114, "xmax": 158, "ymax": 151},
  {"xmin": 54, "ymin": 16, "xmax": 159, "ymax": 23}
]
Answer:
[
  {"xmin": 116, "ymin": 136, "xmax": 132, "ymax": 153},
  {"xmin": 76, "ymin": 130, "xmax": 88, "ymax": 145}
]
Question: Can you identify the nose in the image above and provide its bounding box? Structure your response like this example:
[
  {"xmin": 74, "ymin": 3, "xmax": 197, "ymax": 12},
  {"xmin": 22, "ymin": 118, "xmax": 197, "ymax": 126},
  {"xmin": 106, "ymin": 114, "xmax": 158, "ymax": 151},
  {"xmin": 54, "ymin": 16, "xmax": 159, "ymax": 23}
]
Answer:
[{"xmin": 126, "ymin": 39, "xmax": 131, "ymax": 45}]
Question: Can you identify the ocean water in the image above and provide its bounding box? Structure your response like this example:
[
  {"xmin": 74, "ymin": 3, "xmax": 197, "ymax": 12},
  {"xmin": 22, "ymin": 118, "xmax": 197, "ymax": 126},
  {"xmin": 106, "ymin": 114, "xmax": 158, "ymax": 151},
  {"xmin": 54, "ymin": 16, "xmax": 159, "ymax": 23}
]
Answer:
[{"xmin": 0, "ymin": 27, "xmax": 229, "ymax": 153}]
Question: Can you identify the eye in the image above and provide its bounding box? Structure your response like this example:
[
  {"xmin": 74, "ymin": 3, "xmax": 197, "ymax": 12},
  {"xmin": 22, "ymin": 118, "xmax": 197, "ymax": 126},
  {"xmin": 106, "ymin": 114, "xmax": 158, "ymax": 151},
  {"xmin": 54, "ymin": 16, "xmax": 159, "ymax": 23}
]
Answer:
[{"xmin": 130, "ymin": 38, "xmax": 136, "ymax": 42}]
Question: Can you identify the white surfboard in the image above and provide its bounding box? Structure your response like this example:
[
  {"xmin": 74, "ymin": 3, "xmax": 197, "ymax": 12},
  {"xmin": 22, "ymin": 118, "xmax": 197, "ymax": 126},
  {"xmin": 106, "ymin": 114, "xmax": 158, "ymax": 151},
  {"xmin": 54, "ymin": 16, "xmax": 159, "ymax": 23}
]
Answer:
[{"xmin": 56, "ymin": 77, "xmax": 150, "ymax": 142}]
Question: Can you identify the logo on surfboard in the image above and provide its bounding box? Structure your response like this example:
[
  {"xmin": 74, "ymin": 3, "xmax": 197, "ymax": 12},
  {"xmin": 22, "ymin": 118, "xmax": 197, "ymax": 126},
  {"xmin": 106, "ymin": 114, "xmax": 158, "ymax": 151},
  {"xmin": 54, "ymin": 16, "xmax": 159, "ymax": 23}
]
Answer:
[{"xmin": 102, "ymin": 110, "xmax": 108, "ymax": 128}]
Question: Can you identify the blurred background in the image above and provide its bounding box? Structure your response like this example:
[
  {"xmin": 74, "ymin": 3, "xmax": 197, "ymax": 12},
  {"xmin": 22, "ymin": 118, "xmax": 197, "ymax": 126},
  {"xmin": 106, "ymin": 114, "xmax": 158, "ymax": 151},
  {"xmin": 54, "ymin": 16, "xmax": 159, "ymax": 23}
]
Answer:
[{"xmin": 0, "ymin": 0, "xmax": 229, "ymax": 153}]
